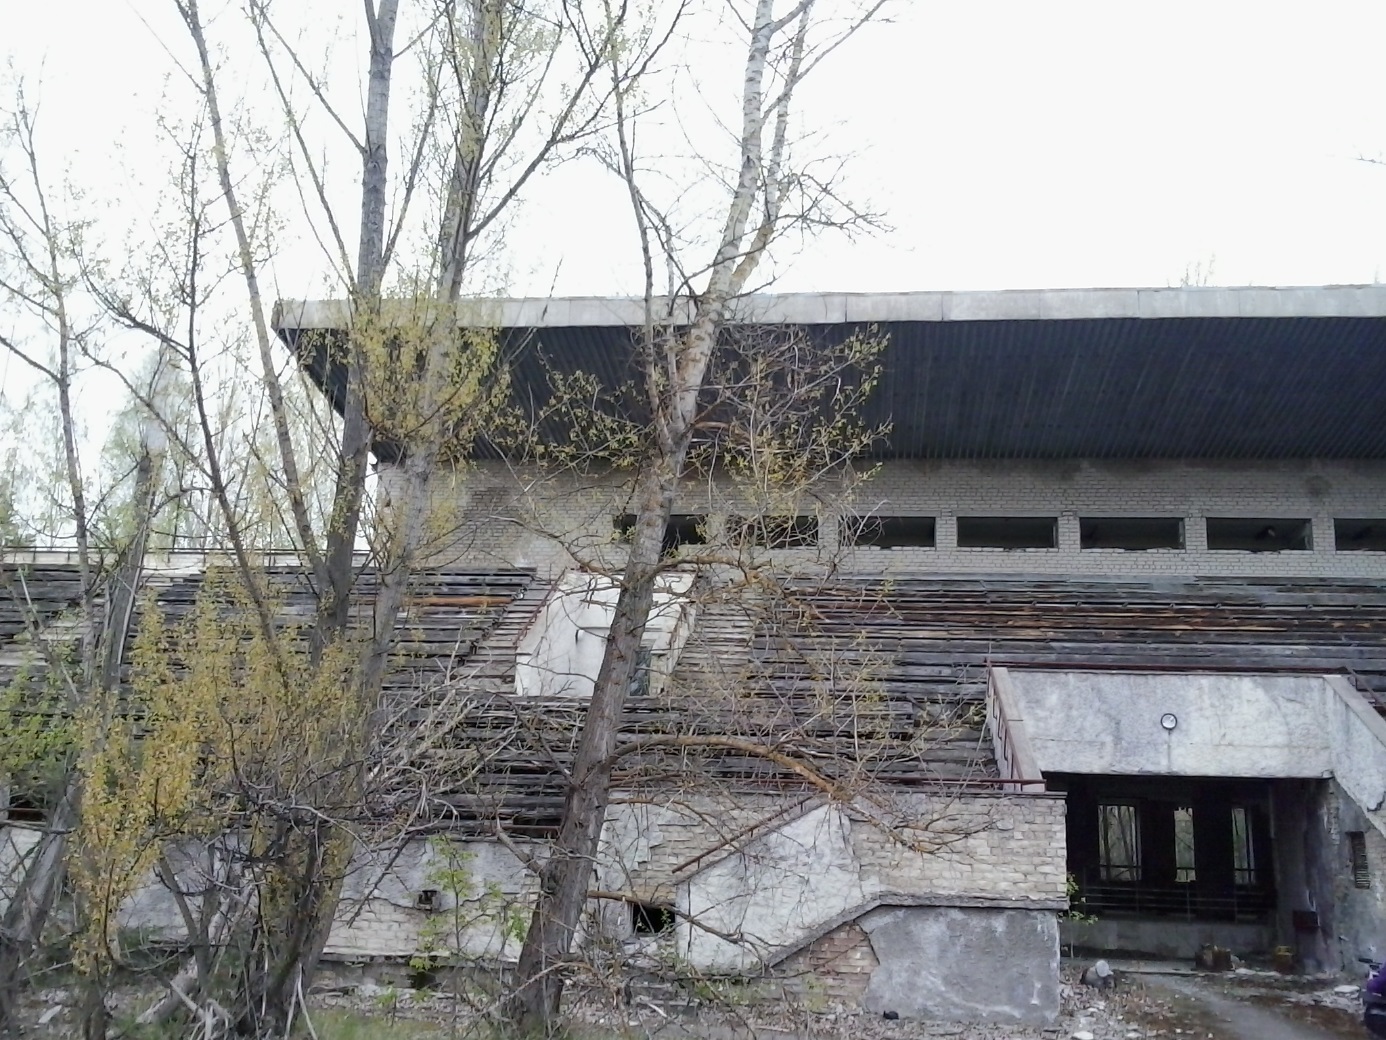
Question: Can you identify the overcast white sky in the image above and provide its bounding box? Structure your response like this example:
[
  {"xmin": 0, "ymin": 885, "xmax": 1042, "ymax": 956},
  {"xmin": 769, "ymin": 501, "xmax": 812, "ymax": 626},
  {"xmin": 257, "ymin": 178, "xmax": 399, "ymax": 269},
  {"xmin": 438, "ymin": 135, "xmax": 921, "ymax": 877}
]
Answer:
[{"xmin": 5, "ymin": 0, "xmax": 1386, "ymax": 299}]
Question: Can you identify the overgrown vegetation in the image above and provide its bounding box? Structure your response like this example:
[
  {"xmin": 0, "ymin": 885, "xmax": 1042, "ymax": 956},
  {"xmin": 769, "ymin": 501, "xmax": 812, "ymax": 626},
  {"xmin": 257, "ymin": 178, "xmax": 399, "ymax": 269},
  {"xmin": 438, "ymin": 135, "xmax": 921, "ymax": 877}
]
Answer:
[{"xmin": 0, "ymin": 1, "xmax": 898, "ymax": 1037}]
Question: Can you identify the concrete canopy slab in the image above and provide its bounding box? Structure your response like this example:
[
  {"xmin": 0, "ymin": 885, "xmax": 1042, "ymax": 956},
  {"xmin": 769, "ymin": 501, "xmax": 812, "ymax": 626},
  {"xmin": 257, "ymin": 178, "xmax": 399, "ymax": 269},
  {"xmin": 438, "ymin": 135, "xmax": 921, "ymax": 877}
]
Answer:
[
  {"xmin": 274, "ymin": 285, "xmax": 1386, "ymax": 330},
  {"xmin": 1002, "ymin": 670, "xmax": 1335, "ymax": 778},
  {"xmin": 273, "ymin": 285, "xmax": 1386, "ymax": 461},
  {"xmin": 1038, "ymin": 288, "xmax": 1141, "ymax": 319},
  {"xmin": 1136, "ymin": 288, "xmax": 1247, "ymax": 318}
]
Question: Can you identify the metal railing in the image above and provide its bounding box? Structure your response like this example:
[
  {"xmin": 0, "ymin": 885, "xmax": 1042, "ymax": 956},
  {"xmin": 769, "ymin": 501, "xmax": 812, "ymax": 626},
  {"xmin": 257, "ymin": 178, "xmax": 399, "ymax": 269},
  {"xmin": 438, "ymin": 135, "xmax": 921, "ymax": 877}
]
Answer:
[{"xmin": 1076, "ymin": 878, "xmax": 1275, "ymax": 922}]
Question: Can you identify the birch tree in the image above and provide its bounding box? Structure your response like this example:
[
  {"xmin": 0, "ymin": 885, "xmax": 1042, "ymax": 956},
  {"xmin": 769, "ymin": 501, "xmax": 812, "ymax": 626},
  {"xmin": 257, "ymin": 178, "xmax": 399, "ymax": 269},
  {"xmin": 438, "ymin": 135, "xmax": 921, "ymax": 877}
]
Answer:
[
  {"xmin": 508, "ymin": 0, "xmax": 888, "ymax": 1029},
  {"xmin": 64, "ymin": 1, "xmax": 669, "ymax": 1034},
  {"xmin": 3, "ymin": 0, "xmax": 891, "ymax": 1032}
]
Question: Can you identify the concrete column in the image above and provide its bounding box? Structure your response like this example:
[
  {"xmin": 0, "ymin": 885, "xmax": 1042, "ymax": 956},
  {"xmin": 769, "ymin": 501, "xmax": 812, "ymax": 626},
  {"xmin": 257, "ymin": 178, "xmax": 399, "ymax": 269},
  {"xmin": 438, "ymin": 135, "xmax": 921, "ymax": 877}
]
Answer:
[
  {"xmin": 937, "ymin": 512, "xmax": 957, "ymax": 550},
  {"xmin": 1311, "ymin": 513, "xmax": 1335, "ymax": 555},
  {"xmin": 1185, "ymin": 513, "xmax": 1208, "ymax": 552},
  {"xmin": 1057, "ymin": 511, "xmax": 1081, "ymax": 552}
]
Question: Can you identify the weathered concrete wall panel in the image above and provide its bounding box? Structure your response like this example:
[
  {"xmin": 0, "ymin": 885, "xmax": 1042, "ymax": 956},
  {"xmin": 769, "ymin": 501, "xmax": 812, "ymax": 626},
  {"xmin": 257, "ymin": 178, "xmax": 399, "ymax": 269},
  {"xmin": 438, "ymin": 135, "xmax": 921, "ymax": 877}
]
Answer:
[
  {"xmin": 514, "ymin": 571, "xmax": 693, "ymax": 700},
  {"xmin": 1060, "ymin": 918, "xmax": 1274, "ymax": 960},
  {"xmin": 1272, "ymin": 780, "xmax": 1338, "ymax": 972},
  {"xmin": 859, "ymin": 905, "xmax": 1059, "ymax": 1025},
  {"xmin": 416, "ymin": 458, "xmax": 1386, "ymax": 580},
  {"xmin": 1333, "ymin": 789, "xmax": 1386, "ymax": 970},
  {"xmin": 1324, "ymin": 677, "xmax": 1386, "ymax": 839},
  {"xmin": 681, "ymin": 805, "xmax": 870, "ymax": 972}
]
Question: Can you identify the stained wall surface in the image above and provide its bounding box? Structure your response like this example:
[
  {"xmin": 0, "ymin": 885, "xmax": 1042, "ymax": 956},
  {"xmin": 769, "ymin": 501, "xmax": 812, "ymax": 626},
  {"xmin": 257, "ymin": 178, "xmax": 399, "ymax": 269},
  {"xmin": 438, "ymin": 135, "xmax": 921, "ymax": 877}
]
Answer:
[{"xmin": 407, "ymin": 458, "xmax": 1386, "ymax": 579}]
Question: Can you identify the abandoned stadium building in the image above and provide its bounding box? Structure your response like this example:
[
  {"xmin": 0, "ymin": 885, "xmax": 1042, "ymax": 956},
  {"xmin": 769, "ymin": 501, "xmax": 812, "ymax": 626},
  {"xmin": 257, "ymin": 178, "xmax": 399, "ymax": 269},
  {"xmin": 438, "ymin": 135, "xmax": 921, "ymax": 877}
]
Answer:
[{"xmin": 5, "ymin": 285, "xmax": 1386, "ymax": 1024}]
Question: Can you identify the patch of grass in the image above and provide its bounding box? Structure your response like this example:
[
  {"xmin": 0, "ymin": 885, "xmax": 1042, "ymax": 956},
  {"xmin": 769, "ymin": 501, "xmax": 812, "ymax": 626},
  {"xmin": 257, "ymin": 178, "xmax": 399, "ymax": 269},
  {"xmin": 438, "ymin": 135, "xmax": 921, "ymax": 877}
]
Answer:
[{"xmin": 308, "ymin": 1009, "xmax": 454, "ymax": 1039}]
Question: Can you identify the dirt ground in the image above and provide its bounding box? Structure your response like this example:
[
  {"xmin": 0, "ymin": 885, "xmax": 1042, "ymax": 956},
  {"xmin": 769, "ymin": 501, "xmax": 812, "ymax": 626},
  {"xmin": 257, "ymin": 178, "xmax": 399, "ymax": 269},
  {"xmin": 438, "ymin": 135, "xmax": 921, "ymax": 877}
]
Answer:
[{"xmin": 15, "ymin": 964, "xmax": 1375, "ymax": 1039}]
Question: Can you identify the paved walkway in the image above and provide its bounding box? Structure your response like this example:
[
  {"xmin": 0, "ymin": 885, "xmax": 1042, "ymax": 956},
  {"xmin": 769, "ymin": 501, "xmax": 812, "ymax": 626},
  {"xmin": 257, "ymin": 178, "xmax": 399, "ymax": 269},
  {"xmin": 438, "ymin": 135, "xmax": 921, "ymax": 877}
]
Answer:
[{"xmin": 1145, "ymin": 973, "xmax": 1361, "ymax": 1040}]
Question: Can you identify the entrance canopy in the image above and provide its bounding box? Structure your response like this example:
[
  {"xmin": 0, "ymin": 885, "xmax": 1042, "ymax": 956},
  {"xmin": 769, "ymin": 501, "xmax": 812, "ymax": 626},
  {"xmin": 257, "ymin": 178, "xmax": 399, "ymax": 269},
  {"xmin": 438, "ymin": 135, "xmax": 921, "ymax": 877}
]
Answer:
[
  {"xmin": 996, "ymin": 669, "xmax": 1386, "ymax": 808},
  {"xmin": 1001, "ymin": 670, "xmax": 1335, "ymax": 778}
]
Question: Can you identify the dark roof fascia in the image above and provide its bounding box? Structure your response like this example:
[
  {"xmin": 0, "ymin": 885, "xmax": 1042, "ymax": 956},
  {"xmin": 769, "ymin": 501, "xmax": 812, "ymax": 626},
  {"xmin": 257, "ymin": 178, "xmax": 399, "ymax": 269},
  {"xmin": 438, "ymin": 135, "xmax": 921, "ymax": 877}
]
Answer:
[{"xmin": 272, "ymin": 287, "xmax": 1386, "ymax": 462}]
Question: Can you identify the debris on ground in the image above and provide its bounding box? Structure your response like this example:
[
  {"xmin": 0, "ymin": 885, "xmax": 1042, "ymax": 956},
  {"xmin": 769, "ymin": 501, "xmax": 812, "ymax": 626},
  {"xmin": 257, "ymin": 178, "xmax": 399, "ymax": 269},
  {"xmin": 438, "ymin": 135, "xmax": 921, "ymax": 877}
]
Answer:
[
  {"xmin": 10, "ymin": 963, "xmax": 1373, "ymax": 1039},
  {"xmin": 1195, "ymin": 945, "xmax": 1234, "ymax": 973},
  {"xmin": 1083, "ymin": 960, "xmax": 1116, "ymax": 990}
]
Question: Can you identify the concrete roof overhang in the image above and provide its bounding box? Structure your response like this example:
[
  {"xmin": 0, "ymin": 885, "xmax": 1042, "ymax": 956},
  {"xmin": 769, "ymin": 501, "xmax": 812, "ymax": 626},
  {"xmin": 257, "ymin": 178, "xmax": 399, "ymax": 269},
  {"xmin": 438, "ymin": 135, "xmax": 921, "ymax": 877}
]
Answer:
[{"xmin": 273, "ymin": 285, "xmax": 1386, "ymax": 462}]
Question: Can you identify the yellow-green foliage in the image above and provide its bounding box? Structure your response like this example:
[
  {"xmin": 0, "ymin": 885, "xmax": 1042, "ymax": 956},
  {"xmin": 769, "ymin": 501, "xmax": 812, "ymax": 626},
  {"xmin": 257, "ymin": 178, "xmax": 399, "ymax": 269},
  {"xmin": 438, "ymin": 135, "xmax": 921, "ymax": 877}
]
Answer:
[
  {"xmin": 0, "ymin": 660, "xmax": 72, "ymax": 805},
  {"xmin": 712, "ymin": 328, "xmax": 886, "ymax": 492},
  {"xmin": 69, "ymin": 568, "xmax": 363, "ymax": 973},
  {"xmin": 349, "ymin": 307, "xmax": 506, "ymax": 461},
  {"xmin": 411, "ymin": 836, "xmax": 529, "ymax": 968},
  {"xmin": 72, "ymin": 611, "xmax": 202, "ymax": 968},
  {"xmin": 517, "ymin": 368, "xmax": 645, "ymax": 470}
]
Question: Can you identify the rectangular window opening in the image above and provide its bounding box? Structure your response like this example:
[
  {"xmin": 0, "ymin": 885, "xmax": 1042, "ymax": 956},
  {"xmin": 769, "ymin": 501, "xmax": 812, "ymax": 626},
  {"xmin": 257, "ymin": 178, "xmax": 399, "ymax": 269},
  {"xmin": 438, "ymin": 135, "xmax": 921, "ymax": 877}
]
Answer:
[
  {"xmin": 729, "ymin": 515, "xmax": 818, "ymax": 549},
  {"xmin": 1098, "ymin": 803, "xmax": 1142, "ymax": 883},
  {"xmin": 1232, "ymin": 806, "xmax": 1257, "ymax": 886},
  {"xmin": 614, "ymin": 513, "xmax": 708, "ymax": 554},
  {"xmin": 1081, "ymin": 517, "xmax": 1185, "ymax": 551},
  {"xmin": 1335, "ymin": 519, "xmax": 1386, "ymax": 552},
  {"xmin": 957, "ymin": 516, "xmax": 1057, "ymax": 550},
  {"xmin": 3, "ymin": 791, "xmax": 45, "ymax": 825},
  {"xmin": 1206, "ymin": 517, "xmax": 1311, "ymax": 552},
  {"xmin": 1174, "ymin": 806, "xmax": 1197, "ymax": 884},
  {"xmin": 843, "ymin": 515, "xmax": 937, "ymax": 549},
  {"xmin": 631, "ymin": 902, "xmax": 676, "ymax": 935},
  {"xmin": 1350, "ymin": 831, "xmax": 1371, "ymax": 889}
]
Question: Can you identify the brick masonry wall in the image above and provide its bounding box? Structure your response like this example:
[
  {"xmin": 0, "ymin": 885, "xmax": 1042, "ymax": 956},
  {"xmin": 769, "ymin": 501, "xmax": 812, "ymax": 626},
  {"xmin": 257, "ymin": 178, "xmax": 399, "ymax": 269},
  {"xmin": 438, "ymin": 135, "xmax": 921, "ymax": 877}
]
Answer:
[
  {"xmin": 848, "ymin": 793, "xmax": 1068, "ymax": 904},
  {"xmin": 776, "ymin": 920, "xmax": 879, "ymax": 1003},
  {"xmin": 321, "ymin": 838, "xmax": 537, "ymax": 962},
  {"xmin": 407, "ymin": 458, "xmax": 1386, "ymax": 579},
  {"xmin": 598, "ymin": 792, "xmax": 1068, "ymax": 931},
  {"xmin": 0, "ymin": 826, "xmax": 40, "ymax": 914}
]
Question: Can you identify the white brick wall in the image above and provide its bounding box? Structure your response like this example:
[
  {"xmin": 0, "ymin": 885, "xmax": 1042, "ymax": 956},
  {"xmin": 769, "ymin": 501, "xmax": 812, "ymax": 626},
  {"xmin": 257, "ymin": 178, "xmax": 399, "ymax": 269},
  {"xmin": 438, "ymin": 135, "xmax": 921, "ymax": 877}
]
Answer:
[
  {"xmin": 323, "ymin": 837, "xmax": 538, "ymax": 961},
  {"xmin": 777, "ymin": 919, "xmax": 879, "ymax": 1002},
  {"xmin": 411, "ymin": 458, "xmax": 1386, "ymax": 579},
  {"xmin": 0, "ymin": 826, "xmax": 40, "ymax": 913},
  {"xmin": 6, "ymin": 789, "xmax": 1064, "ymax": 966},
  {"xmin": 847, "ymin": 793, "xmax": 1068, "ymax": 902},
  {"xmin": 599, "ymin": 792, "xmax": 1066, "ymax": 906},
  {"xmin": 318, "ymin": 791, "xmax": 1066, "ymax": 962},
  {"xmin": 646, "ymin": 793, "xmax": 1065, "ymax": 972}
]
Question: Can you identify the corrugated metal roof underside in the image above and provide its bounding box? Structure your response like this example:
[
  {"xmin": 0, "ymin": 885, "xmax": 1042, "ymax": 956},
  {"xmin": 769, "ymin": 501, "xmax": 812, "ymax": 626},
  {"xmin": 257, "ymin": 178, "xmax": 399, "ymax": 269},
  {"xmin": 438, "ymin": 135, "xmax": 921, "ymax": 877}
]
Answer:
[{"xmin": 281, "ymin": 315, "xmax": 1386, "ymax": 460}]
